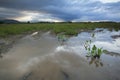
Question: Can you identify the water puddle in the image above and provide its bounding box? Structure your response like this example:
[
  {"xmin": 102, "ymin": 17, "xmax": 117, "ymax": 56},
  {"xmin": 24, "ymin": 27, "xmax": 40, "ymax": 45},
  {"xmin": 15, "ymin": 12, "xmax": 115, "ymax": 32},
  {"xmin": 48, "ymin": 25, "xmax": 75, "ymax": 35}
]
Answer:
[{"xmin": 0, "ymin": 29, "xmax": 120, "ymax": 80}]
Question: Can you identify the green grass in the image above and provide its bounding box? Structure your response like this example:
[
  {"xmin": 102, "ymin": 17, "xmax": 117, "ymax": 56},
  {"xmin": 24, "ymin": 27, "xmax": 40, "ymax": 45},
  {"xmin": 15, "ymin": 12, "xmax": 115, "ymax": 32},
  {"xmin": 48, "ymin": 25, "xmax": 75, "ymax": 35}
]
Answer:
[
  {"xmin": 0, "ymin": 22, "xmax": 120, "ymax": 37},
  {"xmin": 84, "ymin": 33, "xmax": 103, "ymax": 59}
]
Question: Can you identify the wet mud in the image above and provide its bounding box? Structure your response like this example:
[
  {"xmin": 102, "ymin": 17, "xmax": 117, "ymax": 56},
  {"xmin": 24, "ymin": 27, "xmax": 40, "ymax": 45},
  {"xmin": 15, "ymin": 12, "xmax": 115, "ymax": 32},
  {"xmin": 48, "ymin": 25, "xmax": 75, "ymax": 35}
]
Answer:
[{"xmin": 0, "ymin": 29, "xmax": 120, "ymax": 80}]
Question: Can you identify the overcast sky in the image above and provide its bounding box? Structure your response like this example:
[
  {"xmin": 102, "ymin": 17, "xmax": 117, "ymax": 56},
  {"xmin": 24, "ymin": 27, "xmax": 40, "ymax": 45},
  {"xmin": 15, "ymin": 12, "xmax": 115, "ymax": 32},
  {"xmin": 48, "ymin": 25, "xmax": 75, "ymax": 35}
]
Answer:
[{"xmin": 0, "ymin": 0, "xmax": 120, "ymax": 22}]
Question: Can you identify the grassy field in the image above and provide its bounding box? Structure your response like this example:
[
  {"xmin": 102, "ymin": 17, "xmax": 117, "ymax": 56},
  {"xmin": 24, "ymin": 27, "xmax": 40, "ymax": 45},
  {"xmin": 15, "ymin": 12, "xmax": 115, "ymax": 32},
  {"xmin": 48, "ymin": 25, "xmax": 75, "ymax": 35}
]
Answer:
[{"xmin": 0, "ymin": 22, "xmax": 120, "ymax": 37}]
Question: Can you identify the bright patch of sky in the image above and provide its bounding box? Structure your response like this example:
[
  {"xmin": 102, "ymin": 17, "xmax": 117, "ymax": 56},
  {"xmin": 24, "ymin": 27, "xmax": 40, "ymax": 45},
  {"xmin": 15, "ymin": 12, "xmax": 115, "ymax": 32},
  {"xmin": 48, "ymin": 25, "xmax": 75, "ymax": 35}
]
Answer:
[{"xmin": 99, "ymin": 0, "xmax": 120, "ymax": 3}]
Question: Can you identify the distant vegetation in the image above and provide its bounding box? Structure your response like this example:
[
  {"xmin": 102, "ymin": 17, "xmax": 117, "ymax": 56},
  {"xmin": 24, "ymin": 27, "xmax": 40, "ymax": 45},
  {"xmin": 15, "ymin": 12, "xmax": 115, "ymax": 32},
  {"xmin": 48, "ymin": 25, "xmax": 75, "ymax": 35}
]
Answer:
[
  {"xmin": 0, "ymin": 22, "xmax": 120, "ymax": 37},
  {"xmin": 0, "ymin": 19, "xmax": 20, "ymax": 24}
]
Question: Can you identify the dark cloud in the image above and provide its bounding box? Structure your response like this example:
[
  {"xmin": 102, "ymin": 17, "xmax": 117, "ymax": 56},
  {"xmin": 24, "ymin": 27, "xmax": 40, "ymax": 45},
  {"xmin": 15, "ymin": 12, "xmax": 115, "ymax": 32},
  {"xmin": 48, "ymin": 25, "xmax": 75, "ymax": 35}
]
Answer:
[
  {"xmin": 0, "ymin": 0, "xmax": 65, "ymax": 11},
  {"xmin": 0, "ymin": 0, "xmax": 120, "ymax": 22},
  {"xmin": 0, "ymin": 7, "xmax": 24, "ymax": 20}
]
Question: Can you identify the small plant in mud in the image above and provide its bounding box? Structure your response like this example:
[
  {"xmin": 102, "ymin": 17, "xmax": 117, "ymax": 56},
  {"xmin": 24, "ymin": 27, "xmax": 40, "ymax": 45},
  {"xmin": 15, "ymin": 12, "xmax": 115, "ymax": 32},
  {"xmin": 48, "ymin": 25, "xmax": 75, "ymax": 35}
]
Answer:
[
  {"xmin": 57, "ymin": 34, "xmax": 68, "ymax": 45},
  {"xmin": 84, "ymin": 33, "xmax": 103, "ymax": 59},
  {"xmin": 57, "ymin": 34, "xmax": 67, "ymax": 42}
]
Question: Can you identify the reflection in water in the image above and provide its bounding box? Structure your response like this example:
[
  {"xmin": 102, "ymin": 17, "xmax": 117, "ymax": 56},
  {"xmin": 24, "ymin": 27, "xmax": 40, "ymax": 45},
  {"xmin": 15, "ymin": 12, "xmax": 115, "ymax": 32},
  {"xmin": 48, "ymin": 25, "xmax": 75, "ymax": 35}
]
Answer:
[
  {"xmin": 57, "ymin": 34, "xmax": 68, "ymax": 45},
  {"xmin": 22, "ymin": 72, "xmax": 33, "ymax": 80},
  {"xmin": 21, "ymin": 58, "xmax": 70, "ymax": 80},
  {"xmin": 111, "ymin": 35, "xmax": 120, "ymax": 39},
  {"xmin": 87, "ymin": 57, "xmax": 103, "ymax": 67},
  {"xmin": 0, "ymin": 29, "xmax": 120, "ymax": 80},
  {"xmin": 66, "ymin": 28, "xmax": 120, "ymax": 68},
  {"xmin": 104, "ymin": 50, "xmax": 120, "ymax": 57},
  {"xmin": 67, "ymin": 28, "xmax": 120, "ymax": 55}
]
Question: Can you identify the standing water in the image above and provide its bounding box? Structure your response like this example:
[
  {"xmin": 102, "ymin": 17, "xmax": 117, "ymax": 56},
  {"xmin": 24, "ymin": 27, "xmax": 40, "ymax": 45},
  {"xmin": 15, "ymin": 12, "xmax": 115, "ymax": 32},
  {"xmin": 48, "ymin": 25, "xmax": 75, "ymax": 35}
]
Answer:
[{"xmin": 0, "ymin": 29, "xmax": 120, "ymax": 80}]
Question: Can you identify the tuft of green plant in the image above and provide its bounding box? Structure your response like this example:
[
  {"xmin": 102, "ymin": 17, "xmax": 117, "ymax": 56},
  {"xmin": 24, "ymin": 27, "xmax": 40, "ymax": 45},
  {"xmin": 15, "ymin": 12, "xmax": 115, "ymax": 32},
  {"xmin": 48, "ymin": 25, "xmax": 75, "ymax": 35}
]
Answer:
[
  {"xmin": 57, "ymin": 34, "xmax": 68, "ymax": 42},
  {"xmin": 57, "ymin": 34, "xmax": 69, "ymax": 45},
  {"xmin": 84, "ymin": 33, "xmax": 103, "ymax": 58}
]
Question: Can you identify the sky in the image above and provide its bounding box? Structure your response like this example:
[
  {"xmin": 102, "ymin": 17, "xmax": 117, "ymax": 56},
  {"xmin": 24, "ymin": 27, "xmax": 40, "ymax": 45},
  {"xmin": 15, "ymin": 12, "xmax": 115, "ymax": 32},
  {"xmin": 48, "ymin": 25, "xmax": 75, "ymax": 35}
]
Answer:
[{"xmin": 0, "ymin": 0, "xmax": 120, "ymax": 22}]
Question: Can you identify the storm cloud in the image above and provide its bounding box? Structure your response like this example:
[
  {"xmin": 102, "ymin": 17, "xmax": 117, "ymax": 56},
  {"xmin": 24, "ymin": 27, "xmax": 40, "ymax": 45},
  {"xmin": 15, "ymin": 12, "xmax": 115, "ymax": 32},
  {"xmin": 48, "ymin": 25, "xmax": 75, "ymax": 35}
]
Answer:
[{"xmin": 0, "ymin": 0, "xmax": 120, "ymax": 22}]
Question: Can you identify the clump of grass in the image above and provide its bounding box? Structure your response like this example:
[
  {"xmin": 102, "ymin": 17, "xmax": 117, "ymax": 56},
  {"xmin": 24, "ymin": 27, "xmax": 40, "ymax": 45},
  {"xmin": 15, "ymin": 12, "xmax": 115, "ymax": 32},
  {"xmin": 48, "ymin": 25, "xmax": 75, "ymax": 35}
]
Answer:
[
  {"xmin": 84, "ymin": 33, "xmax": 103, "ymax": 58},
  {"xmin": 57, "ymin": 33, "xmax": 69, "ymax": 45}
]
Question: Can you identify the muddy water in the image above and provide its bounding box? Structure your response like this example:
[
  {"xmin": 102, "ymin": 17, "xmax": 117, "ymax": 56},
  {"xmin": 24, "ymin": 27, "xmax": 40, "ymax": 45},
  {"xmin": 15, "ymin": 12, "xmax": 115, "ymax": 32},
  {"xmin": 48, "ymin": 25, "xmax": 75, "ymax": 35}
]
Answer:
[{"xmin": 0, "ymin": 29, "xmax": 120, "ymax": 80}]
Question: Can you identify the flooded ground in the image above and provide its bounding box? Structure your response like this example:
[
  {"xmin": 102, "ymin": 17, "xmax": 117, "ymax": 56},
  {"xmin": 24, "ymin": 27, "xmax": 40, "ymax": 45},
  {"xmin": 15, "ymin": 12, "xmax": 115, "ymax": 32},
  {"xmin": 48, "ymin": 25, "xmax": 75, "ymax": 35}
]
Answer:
[{"xmin": 0, "ymin": 29, "xmax": 120, "ymax": 80}]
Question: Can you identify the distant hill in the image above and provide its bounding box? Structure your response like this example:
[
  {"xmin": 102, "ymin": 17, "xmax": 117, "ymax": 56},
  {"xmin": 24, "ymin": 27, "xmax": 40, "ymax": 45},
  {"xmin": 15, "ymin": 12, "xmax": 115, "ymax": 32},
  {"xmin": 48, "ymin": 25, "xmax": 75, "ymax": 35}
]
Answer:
[{"xmin": 0, "ymin": 19, "xmax": 20, "ymax": 24}]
